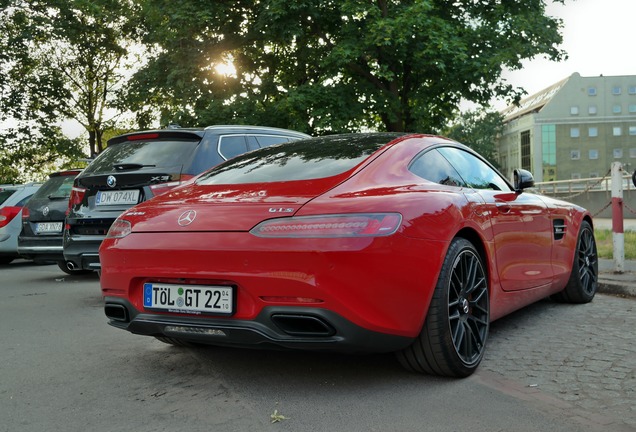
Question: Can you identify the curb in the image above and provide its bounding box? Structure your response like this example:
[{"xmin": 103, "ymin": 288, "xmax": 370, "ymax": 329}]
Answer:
[{"xmin": 598, "ymin": 274, "xmax": 636, "ymax": 298}]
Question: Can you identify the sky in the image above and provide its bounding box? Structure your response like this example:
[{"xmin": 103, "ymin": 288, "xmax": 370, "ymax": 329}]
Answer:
[{"xmin": 494, "ymin": 0, "xmax": 636, "ymax": 109}]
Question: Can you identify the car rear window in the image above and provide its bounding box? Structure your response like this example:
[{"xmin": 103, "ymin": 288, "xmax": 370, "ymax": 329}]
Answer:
[
  {"xmin": 83, "ymin": 139, "xmax": 200, "ymax": 174},
  {"xmin": 32, "ymin": 175, "xmax": 76, "ymax": 200},
  {"xmin": 0, "ymin": 189, "xmax": 16, "ymax": 205},
  {"xmin": 198, "ymin": 133, "xmax": 402, "ymax": 185}
]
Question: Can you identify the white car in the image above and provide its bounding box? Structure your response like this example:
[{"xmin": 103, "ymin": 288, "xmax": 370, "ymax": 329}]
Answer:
[{"xmin": 0, "ymin": 183, "xmax": 42, "ymax": 264}]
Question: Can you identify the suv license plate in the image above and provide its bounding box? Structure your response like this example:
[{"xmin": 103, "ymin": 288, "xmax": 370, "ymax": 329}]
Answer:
[
  {"xmin": 96, "ymin": 189, "xmax": 140, "ymax": 206},
  {"xmin": 143, "ymin": 283, "xmax": 233, "ymax": 315},
  {"xmin": 35, "ymin": 222, "xmax": 63, "ymax": 233}
]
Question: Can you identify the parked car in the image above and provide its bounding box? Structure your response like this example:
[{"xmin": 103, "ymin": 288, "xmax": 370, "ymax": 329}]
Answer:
[
  {"xmin": 0, "ymin": 183, "xmax": 42, "ymax": 264},
  {"xmin": 99, "ymin": 133, "xmax": 598, "ymax": 377},
  {"xmin": 64, "ymin": 125, "xmax": 310, "ymax": 272},
  {"xmin": 18, "ymin": 169, "xmax": 87, "ymax": 274}
]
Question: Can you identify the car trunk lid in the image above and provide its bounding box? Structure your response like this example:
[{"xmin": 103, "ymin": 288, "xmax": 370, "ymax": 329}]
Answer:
[{"xmin": 124, "ymin": 176, "xmax": 346, "ymax": 233}]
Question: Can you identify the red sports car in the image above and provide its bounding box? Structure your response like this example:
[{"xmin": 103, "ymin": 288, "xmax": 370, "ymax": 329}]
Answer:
[{"xmin": 99, "ymin": 133, "xmax": 598, "ymax": 377}]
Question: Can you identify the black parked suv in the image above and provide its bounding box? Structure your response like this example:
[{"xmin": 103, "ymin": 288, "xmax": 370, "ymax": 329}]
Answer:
[
  {"xmin": 63, "ymin": 125, "xmax": 310, "ymax": 272},
  {"xmin": 17, "ymin": 169, "xmax": 88, "ymax": 273}
]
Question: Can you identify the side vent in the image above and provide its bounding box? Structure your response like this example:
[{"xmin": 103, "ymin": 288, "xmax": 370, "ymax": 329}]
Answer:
[{"xmin": 553, "ymin": 219, "xmax": 566, "ymax": 240}]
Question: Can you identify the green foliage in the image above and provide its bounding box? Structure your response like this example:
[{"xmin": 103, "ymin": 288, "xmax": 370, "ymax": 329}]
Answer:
[
  {"xmin": 595, "ymin": 229, "xmax": 636, "ymax": 260},
  {"xmin": 1, "ymin": 0, "xmax": 137, "ymax": 180},
  {"xmin": 125, "ymin": 0, "xmax": 565, "ymax": 134},
  {"xmin": 443, "ymin": 108, "xmax": 504, "ymax": 166},
  {"xmin": 0, "ymin": 124, "xmax": 87, "ymax": 183},
  {"xmin": 1, "ymin": 0, "xmax": 567, "ymax": 179}
]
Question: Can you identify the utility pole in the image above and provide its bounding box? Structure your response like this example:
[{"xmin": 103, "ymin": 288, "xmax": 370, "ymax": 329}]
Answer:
[{"xmin": 611, "ymin": 162, "xmax": 624, "ymax": 273}]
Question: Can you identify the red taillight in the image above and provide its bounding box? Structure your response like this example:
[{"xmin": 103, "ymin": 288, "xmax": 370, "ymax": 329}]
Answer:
[
  {"xmin": 127, "ymin": 133, "xmax": 159, "ymax": 141},
  {"xmin": 250, "ymin": 213, "xmax": 402, "ymax": 238},
  {"xmin": 106, "ymin": 219, "xmax": 132, "ymax": 238},
  {"xmin": 0, "ymin": 206, "xmax": 22, "ymax": 228},
  {"xmin": 21, "ymin": 206, "xmax": 30, "ymax": 220},
  {"xmin": 149, "ymin": 174, "xmax": 194, "ymax": 196},
  {"xmin": 67, "ymin": 186, "xmax": 87, "ymax": 215}
]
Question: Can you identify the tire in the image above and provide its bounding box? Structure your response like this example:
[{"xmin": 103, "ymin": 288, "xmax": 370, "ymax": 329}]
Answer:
[
  {"xmin": 397, "ymin": 238, "xmax": 489, "ymax": 378},
  {"xmin": 57, "ymin": 261, "xmax": 93, "ymax": 275},
  {"xmin": 551, "ymin": 220, "xmax": 598, "ymax": 304}
]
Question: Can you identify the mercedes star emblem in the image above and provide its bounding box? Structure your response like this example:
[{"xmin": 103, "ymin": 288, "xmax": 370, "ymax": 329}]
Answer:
[
  {"xmin": 178, "ymin": 210, "xmax": 197, "ymax": 226},
  {"xmin": 106, "ymin": 175, "xmax": 117, "ymax": 188}
]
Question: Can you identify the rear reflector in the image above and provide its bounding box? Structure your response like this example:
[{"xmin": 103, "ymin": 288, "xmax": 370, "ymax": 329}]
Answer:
[{"xmin": 250, "ymin": 213, "xmax": 402, "ymax": 238}]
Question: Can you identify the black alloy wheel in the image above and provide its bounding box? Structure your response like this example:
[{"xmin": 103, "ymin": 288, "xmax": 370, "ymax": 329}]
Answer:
[
  {"xmin": 552, "ymin": 220, "xmax": 598, "ymax": 303},
  {"xmin": 397, "ymin": 237, "xmax": 489, "ymax": 377}
]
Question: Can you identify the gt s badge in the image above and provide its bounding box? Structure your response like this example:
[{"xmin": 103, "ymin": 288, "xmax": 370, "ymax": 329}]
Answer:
[{"xmin": 269, "ymin": 208, "xmax": 294, "ymax": 213}]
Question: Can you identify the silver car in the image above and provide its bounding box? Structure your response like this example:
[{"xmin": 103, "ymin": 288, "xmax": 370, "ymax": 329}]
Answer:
[{"xmin": 0, "ymin": 183, "xmax": 42, "ymax": 264}]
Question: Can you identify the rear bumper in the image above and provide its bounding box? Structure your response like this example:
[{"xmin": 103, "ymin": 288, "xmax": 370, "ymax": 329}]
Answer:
[
  {"xmin": 63, "ymin": 234, "xmax": 104, "ymax": 270},
  {"xmin": 104, "ymin": 297, "xmax": 414, "ymax": 353},
  {"xmin": 17, "ymin": 236, "xmax": 64, "ymax": 262}
]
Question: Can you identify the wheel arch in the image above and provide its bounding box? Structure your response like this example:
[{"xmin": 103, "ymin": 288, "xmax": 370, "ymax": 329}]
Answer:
[{"xmin": 454, "ymin": 227, "xmax": 490, "ymax": 280}]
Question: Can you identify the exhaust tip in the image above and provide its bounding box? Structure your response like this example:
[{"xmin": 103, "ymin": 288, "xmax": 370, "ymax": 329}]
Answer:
[
  {"xmin": 105, "ymin": 304, "xmax": 128, "ymax": 322},
  {"xmin": 271, "ymin": 314, "xmax": 335, "ymax": 337},
  {"xmin": 66, "ymin": 261, "xmax": 76, "ymax": 271}
]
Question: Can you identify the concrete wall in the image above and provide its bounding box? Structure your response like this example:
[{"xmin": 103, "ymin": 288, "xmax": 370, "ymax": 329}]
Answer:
[{"xmin": 540, "ymin": 188, "xmax": 636, "ymax": 219}]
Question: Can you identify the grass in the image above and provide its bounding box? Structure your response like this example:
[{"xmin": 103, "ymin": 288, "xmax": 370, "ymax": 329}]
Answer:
[{"xmin": 594, "ymin": 229, "xmax": 636, "ymax": 260}]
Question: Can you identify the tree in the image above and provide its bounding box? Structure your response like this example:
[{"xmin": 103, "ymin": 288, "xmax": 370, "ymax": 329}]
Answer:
[
  {"xmin": 0, "ymin": 126, "xmax": 87, "ymax": 184},
  {"xmin": 125, "ymin": 0, "xmax": 566, "ymax": 134},
  {"xmin": 444, "ymin": 108, "xmax": 504, "ymax": 167},
  {"xmin": 1, "ymin": 0, "xmax": 137, "ymax": 161}
]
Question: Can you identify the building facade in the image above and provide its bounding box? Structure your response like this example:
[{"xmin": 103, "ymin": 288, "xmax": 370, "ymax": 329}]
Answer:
[{"xmin": 498, "ymin": 73, "xmax": 636, "ymax": 183}]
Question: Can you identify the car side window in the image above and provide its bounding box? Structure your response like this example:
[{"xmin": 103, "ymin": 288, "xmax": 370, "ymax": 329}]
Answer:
[
  {"xmin": 16, "ymin": 194, "xmax": 34, "ymax": 207},
  {"xmin": 254, "ymin": 135, "xmax": 290, "ymax": 148},
  {"xmin": 437, "ymin": 147, "xmax": 511, "ymax": 191},
  {"xmin": 409, "ymin": 149, "xmax": 466, "ymax": 187},
  {"xmin": 218, "ymin": 135, "xmax": 248, "ymax": 160}
]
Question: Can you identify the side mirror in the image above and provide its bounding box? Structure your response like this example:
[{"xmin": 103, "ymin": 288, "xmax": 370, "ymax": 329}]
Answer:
[
  {"xmin": 633, "ymin": 169, "xmax": 636, "ymax": 188},
  {"xmin": 513, "ymin": 169, "xmax": 535, "ymax": 193}
]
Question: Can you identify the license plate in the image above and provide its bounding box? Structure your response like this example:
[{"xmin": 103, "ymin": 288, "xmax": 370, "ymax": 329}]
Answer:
[
  {"xmin": 95, "ymin": 189, "xmax": 140, "ymax": 206},
  {"xmin": 35, "ymin": 222, "xmax": 63, "ymax": 233},
  {"xmin": 143, "ymin": 283, "xmax": 233, "ymax": 315}
]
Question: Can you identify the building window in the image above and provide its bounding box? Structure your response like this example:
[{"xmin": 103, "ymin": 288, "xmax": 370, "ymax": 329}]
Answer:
[
  {"xmin": 630, "ymin": 126, "xmax": 636, "ymax": 135},
  {"xmin": 570, "ymin": 127, "xmax": 580, "ymax": 138},
  {"xmin": 570, "ymin": 150, "xmax": 581, "ymax": 160},
  {"xmin": 570, "ymin": 106, "xmax": 579, "ymax": 115},
  {"xmin": 612, "ymin": 86, "xmax": 622, "ymax": 95},
  {"xmin": 588, "ymin": 87, "xmax": 597, "ymax": 96},
  {"xmin": 630, "ymin": 148, "xmax": 636, "ymax": 158},
  {"xmin": 614, "ymin": 148, "xmax": 623, "ymax": 158},
  {"xmin": 589, "ymin": 105, "xmax": 597, "ymax": 115},
  {"xmin": 630, "ymin": 86, "xmax": 636, "ymax": 95},
  {"xmin": 629, "ymin": 104, "xmax": 636, "ymax": 113},
  {"xmin": 589, "ymin": 149, "xmax": 599, "ymax": 160},
  {"xmin": 614, "ymin": 127, "xmax": 622, "ymax": 136},
  {"xmin": 613, "ymin": 104, "xmax": 622, "ymax": 114},
  {"xmin": 571, "ymin": 173, "xmax": 581, "ymax": 179},
  {"xmin": 520, "ymin": 130, "xmax": 531, "ymax": 171},
  {"xmin": 541, "ymin": 125, "xmax": 557, "ymax": 181},
  {"xmin": 590, "ymin": 172, "xmax": 599, "ymax": 178},
  {"xmin": 588, "ymin": 127, "xmax": 598, "ymax": 137}
]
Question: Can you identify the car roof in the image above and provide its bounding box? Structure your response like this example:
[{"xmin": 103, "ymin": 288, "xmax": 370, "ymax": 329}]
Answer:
[{"xmin": 107, "ymin": 125, "xmax": 310, "ymax": 146}]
